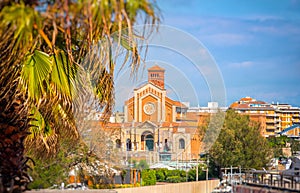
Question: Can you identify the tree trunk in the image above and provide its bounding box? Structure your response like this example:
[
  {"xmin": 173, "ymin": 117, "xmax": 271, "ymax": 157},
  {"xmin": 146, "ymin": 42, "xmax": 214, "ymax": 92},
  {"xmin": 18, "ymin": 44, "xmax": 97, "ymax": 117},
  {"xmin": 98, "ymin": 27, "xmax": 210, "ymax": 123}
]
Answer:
[{"xmin": 0, "ymin": 83, "xmax": 31, "ymax": 193}]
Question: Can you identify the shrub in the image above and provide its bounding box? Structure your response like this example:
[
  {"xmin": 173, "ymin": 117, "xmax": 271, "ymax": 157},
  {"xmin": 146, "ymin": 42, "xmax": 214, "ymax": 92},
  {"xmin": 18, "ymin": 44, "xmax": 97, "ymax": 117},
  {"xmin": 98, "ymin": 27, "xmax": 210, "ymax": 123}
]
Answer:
[
  {"xmin": 155, "ymin": 169, "xmax": 166, "ymax": 182},
  {"xmin": 141, "ymin": 169, "xmax": 156, "ymax": 186},
  {"xmin": 187, "ymin": 167, "xmax": 206, "ymax": 181},
  {"xmin": 165, "ymin": 176, "xmax": 186, "ymax": 183},
  {"xmin": 167, "ymin": 169, "xmax": 186, "ymax": 178}
]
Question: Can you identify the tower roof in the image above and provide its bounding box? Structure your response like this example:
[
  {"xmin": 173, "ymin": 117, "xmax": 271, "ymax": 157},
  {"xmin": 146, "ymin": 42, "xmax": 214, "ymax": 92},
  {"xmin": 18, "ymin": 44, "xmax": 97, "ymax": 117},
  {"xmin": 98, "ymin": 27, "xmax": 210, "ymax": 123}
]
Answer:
[{"xmin": 148, "ymin": 65, "xmax": 165, "ymax": 71}]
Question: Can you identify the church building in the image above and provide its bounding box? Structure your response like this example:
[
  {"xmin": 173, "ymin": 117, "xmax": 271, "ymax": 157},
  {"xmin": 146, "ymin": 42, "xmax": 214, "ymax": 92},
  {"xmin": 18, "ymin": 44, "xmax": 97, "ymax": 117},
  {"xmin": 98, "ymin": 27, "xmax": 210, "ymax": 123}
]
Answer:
[{"xmin": 113, "ymin": 65, "xmax": 203, "ymax": 163}]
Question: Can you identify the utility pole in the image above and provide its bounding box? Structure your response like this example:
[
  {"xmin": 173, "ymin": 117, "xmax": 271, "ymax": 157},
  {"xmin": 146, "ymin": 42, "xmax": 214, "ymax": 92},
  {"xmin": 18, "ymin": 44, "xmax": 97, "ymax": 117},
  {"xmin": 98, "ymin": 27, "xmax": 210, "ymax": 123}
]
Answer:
[{"xmin": 196, "ymin": 156, "xmax": 199, "ymax": 181}]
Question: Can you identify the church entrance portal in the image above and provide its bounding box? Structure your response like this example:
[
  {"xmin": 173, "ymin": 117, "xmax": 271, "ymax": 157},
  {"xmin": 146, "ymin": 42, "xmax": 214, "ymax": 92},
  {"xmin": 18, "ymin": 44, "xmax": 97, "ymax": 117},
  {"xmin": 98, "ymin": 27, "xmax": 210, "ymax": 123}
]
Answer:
[{"xmin": 141, "ymin": 132, "xmax": 154, "ymax": 151}]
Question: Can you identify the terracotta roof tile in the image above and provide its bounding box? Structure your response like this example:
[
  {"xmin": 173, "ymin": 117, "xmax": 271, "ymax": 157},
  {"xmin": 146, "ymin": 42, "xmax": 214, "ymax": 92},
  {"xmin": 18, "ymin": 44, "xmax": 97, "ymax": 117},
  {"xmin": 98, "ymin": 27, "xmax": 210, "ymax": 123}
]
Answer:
[{"xmin": 148, "ymin": 65, "xmax": 165, "ymax": 71}]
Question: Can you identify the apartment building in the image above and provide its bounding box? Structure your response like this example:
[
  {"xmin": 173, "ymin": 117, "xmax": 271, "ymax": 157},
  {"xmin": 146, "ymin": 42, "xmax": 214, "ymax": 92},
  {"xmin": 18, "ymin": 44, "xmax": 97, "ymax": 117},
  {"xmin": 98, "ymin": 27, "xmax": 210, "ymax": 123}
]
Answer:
[{"xmin": 230, "ymin": 97, "xmax": 300, "ymax": 137}]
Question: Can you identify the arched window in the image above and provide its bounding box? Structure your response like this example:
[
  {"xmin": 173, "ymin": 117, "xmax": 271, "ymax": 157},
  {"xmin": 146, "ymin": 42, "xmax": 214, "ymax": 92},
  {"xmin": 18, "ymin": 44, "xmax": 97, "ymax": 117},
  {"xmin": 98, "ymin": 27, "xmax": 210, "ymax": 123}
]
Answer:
[
  {"xmin": 115, "ymin": 139, "xmax": 121, "ymax": 148},
  {"xmin": 179, "ymin": 138, "xmax": 185, "ymax": 149},
  {"xmin": 126, "ymin": 139, "xmax": 132, "ymax": 151}
]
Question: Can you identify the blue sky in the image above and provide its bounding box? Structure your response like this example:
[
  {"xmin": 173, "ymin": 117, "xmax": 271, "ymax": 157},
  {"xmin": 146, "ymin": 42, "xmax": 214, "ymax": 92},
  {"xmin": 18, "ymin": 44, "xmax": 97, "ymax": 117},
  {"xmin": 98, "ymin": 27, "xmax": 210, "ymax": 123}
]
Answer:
[
  {"xmin": 114, "ymin": 0, "xmax": 300, "ymax": 110},
  {"xmin": 154, "ymin": 0, "xmax": 300, "ymax": 106}
]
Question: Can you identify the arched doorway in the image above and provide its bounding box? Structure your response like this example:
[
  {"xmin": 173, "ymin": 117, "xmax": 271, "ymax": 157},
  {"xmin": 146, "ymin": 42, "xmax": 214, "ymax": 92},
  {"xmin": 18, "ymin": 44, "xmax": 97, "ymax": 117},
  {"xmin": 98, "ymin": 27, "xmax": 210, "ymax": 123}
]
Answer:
[
  {"xmin": 179, "ymin": 138, "xmax": 185, "ymax": 149},
  {"xmin": 126, "ymin": 138, "xmax": 132, "ymax": 151},
  {"xmin": 141, "ymin": 132, "xmax": 154, "ymax": 151}
]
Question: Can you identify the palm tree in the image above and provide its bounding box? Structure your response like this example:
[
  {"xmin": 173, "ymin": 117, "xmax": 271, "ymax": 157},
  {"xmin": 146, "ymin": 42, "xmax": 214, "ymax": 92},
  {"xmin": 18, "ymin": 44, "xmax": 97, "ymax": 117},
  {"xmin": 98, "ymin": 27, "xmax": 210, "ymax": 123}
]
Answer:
[{"xmin": 0, "ymin": 0, "xmax": 159, "ymax": 192}]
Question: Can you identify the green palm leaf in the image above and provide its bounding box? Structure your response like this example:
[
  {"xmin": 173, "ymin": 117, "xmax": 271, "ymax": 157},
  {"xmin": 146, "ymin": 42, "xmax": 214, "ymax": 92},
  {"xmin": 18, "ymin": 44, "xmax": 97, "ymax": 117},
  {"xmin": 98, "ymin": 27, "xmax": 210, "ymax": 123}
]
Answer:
[
  {"xmin": 20, "ymin": 50, "xmax": 51, "ymax": 102},
  {"xmin": 0, "ymin": 3, "xmax": 40, "ymax": 55},
  {"xmin": 50, "ymin": 50, "xmax": 78, "ymax": 100}
]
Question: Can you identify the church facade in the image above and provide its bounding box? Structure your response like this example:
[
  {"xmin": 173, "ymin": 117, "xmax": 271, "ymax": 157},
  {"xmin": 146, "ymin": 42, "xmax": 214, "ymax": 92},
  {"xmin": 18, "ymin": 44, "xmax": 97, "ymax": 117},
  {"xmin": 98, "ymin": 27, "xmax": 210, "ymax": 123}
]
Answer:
[{"xmin": 110, "ymin": 65, "xmax": 203, "ymax": 163}]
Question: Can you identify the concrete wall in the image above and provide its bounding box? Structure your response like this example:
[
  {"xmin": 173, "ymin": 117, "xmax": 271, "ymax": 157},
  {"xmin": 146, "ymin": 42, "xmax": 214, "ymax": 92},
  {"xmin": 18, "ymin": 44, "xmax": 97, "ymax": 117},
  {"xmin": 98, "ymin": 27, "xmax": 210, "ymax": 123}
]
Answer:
[
  {"xmin": 26, "ymin": 180, "xmax": 219, "ymax": 193},
  {"xmin": 115, "ymin": 180, "xmax": 219, "ymax": 193}
]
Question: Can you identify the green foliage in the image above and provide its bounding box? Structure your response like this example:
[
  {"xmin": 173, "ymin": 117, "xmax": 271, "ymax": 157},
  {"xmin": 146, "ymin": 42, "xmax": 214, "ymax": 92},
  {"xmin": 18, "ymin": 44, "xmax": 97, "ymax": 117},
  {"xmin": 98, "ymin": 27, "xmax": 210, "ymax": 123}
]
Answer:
[
  {"xmin": 141, "ymin": 169, "xmax": 156, "ymax": 186},
  {"xmin": 0, "ymin": 1, "xmax": 160, "ymax": 192},
  {"xmin": 187, "ymin": 167, "xmax": 206, "ymax": 181},
  {"xmin": 268, "ymin": 136, "xmax": 291, "ymax": 157},
  {"xmin": 155, "ymin": 168, "xmax": 167, "ymax": 182},
  {"xmin": 28, "ymin": 150, "xmax": 69, "ymax": 189},
  {"xmin": 165, "ymin": 176, "xmax": 186, "ymax": 183},
  {"xmin": 154, "ymin": 169, "xmax": 187, "ymax": 183},
  {"xmin": 291, "ymin": 139, "xmax": 300, "ymax": 154},
  {"xmin": 121, "ymin": 169, "xmax": 127, "ymax": 184},
  {"xmin": 210, "ymin": 110, "xmax": 271, "ymax": 169},
  {"xmin": 268, "ymin": 136, "xmax": 300, "ymax": 157},
  {"xmin": 167, "ymin": 169, "xmax": 186, "ymax": 178},
  {"xmin": 27, "ymin": 138, "xmax": 92, "ymax": 189}
]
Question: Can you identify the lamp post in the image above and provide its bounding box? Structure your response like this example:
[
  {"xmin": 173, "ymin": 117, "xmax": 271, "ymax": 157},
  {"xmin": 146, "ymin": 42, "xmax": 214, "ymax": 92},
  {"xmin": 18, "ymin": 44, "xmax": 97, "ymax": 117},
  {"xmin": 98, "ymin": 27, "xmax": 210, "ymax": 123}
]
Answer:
[
  {"xmin": 206, "ymin": 154, "xmax": 210, "ymax": 193},
  {"xmin": 206, "ymin": 156, "xmax": 209, "ymax": 180},
  {"xmin": 157, "ymin": 120, "xmax": 162, "ymax": 162}
]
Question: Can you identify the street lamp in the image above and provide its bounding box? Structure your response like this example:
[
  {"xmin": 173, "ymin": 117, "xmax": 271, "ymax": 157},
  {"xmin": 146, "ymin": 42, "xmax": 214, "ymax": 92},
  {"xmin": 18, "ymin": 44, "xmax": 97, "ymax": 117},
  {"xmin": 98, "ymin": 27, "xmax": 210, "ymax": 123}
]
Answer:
[
  {"xmin": 157, "ymin": 120, "xmax": 162, "ymax": 162},
  {"xmin": 206, "ymin": 154, "xmax": 210, "ymax": 193},
  {"xmin": 206, "ymin": 155, "xmax": 210, "ymax": 180},
  {"xmin": 200, "ymin": 152, "xmax": 209, "ymax": 193}
]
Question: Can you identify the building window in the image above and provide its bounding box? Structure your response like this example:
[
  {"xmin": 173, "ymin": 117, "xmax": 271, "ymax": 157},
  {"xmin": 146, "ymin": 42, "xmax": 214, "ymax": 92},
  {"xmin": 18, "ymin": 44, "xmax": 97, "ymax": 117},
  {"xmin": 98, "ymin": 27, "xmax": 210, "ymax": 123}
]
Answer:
[
  {"xmin": 164, "ymin": 139, "xmax": 170, "ymax": 152},
  {"xmin": 126, "ymin": 138, "xmax": 132, "ymax": 151},
  {"xmin": 115, "ymin": 139, "xmax": 121, "ymax": 148},
  {"xmin": 179, "ymin": 138, "xmax": 185, "ymax": 149}
]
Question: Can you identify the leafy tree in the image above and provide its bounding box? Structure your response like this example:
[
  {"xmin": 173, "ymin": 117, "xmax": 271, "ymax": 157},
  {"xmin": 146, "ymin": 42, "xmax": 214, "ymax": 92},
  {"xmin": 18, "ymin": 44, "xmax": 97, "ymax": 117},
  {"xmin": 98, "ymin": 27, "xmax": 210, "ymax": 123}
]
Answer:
[
  {"xmin": 268, "ymin": 135, "xmax": 289, "ymax": 157},
  {"xmin": 27, "ymin": 151, "xmax": 69, "ymax": 189},
  {"xmin": 291, "ymin": 139, "xmax": 300, "ymax": 155},
  {"xmin": 0, "ymin": 1, "xmax": 159, "ymax": 192},
  {"xmin": 209, "ymin": 110, "xmax": 271, "ymax": 169},
  {"xmin": 27, "ymin": 137, "xmax": 93, "ymax": 189}
]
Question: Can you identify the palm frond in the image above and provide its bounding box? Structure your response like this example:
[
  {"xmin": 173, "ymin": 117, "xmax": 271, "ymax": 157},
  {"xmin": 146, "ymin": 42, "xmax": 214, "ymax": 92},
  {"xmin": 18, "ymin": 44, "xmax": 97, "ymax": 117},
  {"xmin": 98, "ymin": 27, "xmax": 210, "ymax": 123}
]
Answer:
[
  {"xmin": 26, "ymin": 106, "xmax": 58, "ymax": 156},
  {"xmin": 20, "ymin": 50, "xmax": 51, "ymax": 103},
  {"xmin": 50, "ymin": 50, "xmax": 78, "ymax": 101},
  {"xmin": 0, "ymin": 3, "xmax": 39, "ymax": 58}
]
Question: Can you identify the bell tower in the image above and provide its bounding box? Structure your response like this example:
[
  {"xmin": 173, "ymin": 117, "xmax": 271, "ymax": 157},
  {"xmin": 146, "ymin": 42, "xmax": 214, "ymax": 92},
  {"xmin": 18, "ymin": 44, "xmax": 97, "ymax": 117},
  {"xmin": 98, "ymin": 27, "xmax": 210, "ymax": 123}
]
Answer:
[{"xmin": 148, "ymin": 65, "xmax": 165, "ymax": 89}]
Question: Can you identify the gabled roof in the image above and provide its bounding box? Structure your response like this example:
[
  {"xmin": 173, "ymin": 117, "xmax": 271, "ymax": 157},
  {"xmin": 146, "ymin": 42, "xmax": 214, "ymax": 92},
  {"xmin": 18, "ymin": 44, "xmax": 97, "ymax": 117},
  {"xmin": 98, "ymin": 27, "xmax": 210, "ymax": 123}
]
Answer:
[
  {"xmin": 138, "ymin": 120, "xmax": 158, "ymax": 128},
  {"xmin": 148, "ymin": 65, "xmax": 165, "ymax": 71},
  {"xmin": 134, "ymin": 82, "xmax": 166, "ymax": 92}
]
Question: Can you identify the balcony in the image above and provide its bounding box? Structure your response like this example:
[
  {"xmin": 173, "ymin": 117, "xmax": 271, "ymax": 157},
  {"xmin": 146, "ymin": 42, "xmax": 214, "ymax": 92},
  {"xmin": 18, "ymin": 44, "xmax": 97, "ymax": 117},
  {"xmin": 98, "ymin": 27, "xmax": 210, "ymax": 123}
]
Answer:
[
  {"xmin": 266, "ymin": 119, "xmax": 275, "ymax": 123},
  {"xmin": 281, "ymin": 114, "xmax": 292, "ymax": 118},
  {"xmin": 266, "ymin": 125, "xmax": 276, "ymax": 130},
  {"xmin": 266, "ymin": 128, "xmax": 275, "ymax": 133},
  {"xmin": 266, "ymin": 113, "xmax": 279, "ymax": 117}
]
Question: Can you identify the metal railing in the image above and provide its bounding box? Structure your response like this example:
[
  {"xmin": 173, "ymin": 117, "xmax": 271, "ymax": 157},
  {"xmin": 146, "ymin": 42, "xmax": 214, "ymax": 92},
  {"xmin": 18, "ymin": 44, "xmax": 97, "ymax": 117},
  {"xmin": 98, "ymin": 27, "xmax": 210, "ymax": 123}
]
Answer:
[{"xmin": 244, "ymin": 170, "xmax": 300, "ymax": 191}]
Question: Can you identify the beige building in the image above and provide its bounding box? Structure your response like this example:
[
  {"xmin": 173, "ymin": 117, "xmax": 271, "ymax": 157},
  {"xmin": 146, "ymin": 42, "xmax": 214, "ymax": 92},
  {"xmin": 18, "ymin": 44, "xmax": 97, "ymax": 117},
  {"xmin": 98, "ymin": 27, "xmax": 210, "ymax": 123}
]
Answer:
[
  {"xmin": 230, "ymin": 97, "xmax": 300, "ymax": 137},
  {"xmin": 102, "ymin": 65, "xmax": 208, "ymax": 163}
]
